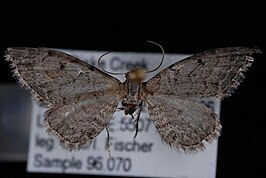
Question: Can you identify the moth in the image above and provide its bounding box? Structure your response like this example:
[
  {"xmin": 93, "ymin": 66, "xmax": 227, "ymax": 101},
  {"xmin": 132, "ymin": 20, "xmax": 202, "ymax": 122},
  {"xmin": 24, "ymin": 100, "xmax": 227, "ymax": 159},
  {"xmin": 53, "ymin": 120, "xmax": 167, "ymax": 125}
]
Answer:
[{"xmin": 5, "ymin": 42, "xmax": 261, "ymax": 153}]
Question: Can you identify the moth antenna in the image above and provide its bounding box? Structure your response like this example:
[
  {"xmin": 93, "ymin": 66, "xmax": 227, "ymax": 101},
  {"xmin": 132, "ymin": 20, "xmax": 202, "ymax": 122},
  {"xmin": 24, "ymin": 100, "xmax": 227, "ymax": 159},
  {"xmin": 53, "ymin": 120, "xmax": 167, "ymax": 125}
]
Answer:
[
  {"xmin": 145, "ymin": 40, "xmax": 165, "ymax": 74},
  {"xmin": 98, "ymin": 51, "xmax": 127, "ymax": 75},
  {"xmin": 98, "ymin": 41, "xmax": 164, "ymax": 75}
]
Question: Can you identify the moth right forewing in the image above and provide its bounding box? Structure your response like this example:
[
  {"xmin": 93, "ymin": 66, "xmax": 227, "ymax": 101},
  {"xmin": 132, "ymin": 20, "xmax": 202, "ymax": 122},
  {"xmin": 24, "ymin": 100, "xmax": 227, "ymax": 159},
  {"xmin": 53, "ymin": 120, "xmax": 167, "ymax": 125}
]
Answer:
[
  {"xmin": 144, "ymin": 47, "xmax": 261, "ymax": 99},
  {"xmin": 5, "ymin": 48, "xmax": 122, "ymax": 107}
]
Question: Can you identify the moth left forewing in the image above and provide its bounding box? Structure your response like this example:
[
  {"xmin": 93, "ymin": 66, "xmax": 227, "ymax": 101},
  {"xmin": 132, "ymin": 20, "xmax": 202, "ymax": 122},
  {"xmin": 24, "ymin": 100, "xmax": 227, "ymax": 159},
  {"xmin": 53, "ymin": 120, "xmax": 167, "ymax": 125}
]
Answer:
[
  {"xmin": 5, "ymin": 48, "xmax": 122, "ymax": 107},
  {"xmin": 145, "ymin": 95, "xmax": 221, "ymax": 153},
  {"xmin": 144, "ymin": 47, "xmax": 261, "ymax": 99}
]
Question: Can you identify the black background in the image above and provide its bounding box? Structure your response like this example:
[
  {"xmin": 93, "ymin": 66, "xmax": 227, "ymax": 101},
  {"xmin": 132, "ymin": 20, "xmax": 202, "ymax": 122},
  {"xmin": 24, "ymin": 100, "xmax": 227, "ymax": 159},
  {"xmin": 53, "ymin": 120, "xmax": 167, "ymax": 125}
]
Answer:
[{"xmin": 0, "ymin": 1, "xmax": 265, "ymax": 178}]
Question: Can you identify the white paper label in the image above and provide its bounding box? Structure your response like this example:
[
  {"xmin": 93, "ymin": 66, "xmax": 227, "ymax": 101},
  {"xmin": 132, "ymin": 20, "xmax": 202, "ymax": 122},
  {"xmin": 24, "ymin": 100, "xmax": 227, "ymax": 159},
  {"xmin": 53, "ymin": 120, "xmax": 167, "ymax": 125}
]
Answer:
[{"xmin": 27, "ymin": 50, "xmax": 220, "ymax": 178}]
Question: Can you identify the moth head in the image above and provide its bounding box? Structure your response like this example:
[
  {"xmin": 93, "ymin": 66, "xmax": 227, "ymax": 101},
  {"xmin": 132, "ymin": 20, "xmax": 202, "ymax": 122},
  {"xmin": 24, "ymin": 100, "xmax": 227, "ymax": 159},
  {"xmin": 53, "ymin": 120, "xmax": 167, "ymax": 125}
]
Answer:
[{"xmin": 126, "ymin": 68, "xmax": 146, "ymax": 84}]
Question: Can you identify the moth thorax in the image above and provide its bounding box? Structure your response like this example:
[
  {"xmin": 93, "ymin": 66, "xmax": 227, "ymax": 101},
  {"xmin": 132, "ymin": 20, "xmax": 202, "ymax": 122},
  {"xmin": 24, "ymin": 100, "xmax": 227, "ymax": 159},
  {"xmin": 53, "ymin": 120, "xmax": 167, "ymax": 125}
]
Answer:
[{"xmin": 126, "ymin": 68, "xmax": 146, "ymax": 84}]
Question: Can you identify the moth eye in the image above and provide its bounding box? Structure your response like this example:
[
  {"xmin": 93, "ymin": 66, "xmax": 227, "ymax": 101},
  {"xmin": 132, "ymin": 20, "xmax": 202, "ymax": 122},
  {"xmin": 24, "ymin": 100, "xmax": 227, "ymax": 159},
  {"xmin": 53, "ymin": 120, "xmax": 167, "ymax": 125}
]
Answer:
[{"xmin": 125, "ymin": 73, "xmax": 129, "ymax": 79}]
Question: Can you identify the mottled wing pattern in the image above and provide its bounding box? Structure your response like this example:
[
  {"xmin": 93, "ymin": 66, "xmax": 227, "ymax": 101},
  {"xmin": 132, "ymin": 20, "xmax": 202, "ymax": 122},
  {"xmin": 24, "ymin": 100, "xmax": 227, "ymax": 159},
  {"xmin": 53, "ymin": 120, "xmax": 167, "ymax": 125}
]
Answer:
[
  {"xmin": 145, "ymin": 95, "xmax": 221, "ymax": 152},
  {"xmin": 5, "ymin": 48, "xmax": 123, "ymax": 150},
  {"xmin": 145, "ymin": 47, "xmax": 261, "ymax": 98},
  {"xmin": 5, "ymin": 48, "xmax": 121, "ymax": 107},
  {"xmin": 44, "ymin": 93, "xmax": 120, "ymax": 150},
  {"xmin": 144, "ymin": 47, "xmax": 261, "ymax": 152}
]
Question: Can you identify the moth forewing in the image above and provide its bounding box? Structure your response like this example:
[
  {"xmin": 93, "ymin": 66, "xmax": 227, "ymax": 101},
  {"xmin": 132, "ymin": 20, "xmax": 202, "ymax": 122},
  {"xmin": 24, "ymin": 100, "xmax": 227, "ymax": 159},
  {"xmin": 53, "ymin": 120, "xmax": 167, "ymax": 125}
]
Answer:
[{"xmin": 144, "ymin": 47, "xmax": 261, "ymax": 99}]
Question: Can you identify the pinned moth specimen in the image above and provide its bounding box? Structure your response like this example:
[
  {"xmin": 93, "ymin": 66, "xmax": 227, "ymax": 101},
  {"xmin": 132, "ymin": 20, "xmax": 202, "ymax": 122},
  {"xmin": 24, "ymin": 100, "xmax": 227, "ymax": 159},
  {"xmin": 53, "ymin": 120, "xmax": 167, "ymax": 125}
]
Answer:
[{"xmin": 5, "ymin": 42, "xmax": 261, "ymax": 153}]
